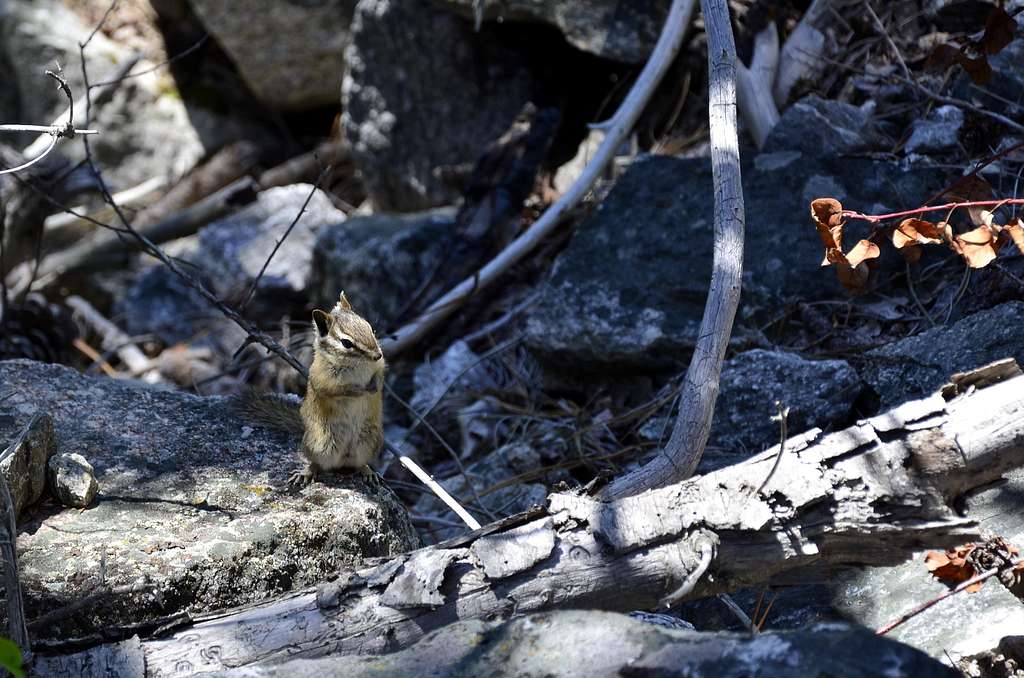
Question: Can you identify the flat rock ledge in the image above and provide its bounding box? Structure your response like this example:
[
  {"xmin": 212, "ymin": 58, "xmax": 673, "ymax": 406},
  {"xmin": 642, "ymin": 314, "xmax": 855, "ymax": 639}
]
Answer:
[{"xmin": 0, "ymin": 360, "xmax": 418, "ymax": 640}]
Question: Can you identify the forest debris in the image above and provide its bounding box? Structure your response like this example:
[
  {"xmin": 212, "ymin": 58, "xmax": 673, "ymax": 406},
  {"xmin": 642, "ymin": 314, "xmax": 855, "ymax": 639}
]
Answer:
[
  {"xmin": 941, "ymin": 358, "xmax": 1022, "ymax": 398},
  {"xmin": 471, "ymin": 518, "xmax": 555, "ymax": 579},
  {"xmin": 381, "ymin": 549, "xmax": 465, "ymax": 609}
]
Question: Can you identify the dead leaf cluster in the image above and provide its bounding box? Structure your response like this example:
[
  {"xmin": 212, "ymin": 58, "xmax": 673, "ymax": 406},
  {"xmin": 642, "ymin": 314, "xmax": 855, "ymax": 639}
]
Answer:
[{"xmin": 810, "ymin": 196, "xmax": 1024, "ymax": 293}]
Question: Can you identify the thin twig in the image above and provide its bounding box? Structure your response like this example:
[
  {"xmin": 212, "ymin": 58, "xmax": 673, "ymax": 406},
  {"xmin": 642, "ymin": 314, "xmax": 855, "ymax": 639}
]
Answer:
[
  {"xmin": 755, "ymin": 401, "xmax": 789, "ymax": 496},
  {"xmin": 386, "ymin": 442, "xmax": 481, "ymax": 530},
  {"xmin": 875, "ymin": 557, "xmax": 1021, "ymax": 635}
]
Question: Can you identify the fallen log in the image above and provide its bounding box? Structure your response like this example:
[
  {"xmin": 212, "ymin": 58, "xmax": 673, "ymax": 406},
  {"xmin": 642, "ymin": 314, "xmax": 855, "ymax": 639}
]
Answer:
[{"xmin": 38, "ymin": 373, "xmax": 1024, "ymax": 676}]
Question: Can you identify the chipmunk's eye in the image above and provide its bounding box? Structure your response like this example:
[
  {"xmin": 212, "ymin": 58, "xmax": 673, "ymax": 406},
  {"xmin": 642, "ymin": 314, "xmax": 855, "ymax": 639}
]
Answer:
[{"xmin": 340, "ymin": 338, "xmax": 355, "ymax": 350}]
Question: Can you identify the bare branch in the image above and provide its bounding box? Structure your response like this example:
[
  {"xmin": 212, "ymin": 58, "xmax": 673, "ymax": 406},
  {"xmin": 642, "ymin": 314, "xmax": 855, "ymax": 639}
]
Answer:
[{"xmin": 599, "ymin": 0, "xmax": 745, "ymax": 499}]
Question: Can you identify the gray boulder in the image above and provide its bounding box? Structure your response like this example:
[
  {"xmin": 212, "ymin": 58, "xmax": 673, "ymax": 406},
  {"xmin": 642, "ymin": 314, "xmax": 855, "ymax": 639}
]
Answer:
[
  {"xmin": 861, "ymin": 301, "xmax": 1024, "ymax": 408},
  {"xmin": 0, "ymin": 360, "xmax": 417, "ymax": 639},
  {"xmin": 0, "ymin": 0, "xmax": 205, "ymax": 188},
  {"xmin": 526, "ymin": 147, "xmax": 945, "ymax": 371},
  {"xmin": 831, "ymin": 464, "xmax": 1024, "ymax": 662},
  {"xmin": 438, "ymin": 0, "xmax": 670, "ymax": 63},
  {"xmin": 342, "ymin": 0, "xmax": 535, "ymax": 211},
  {"xmin": 762, "ymin": 95, "xmax": 890, "ymax": 157},
  {"xmin": 188, "ymin": 0, "xmax": 356, "ymax": 111},
  {"xmin": 311, "ymin": 207, "xmax": 455, "ymax": 328},
  {"xmin": 699, "ymin": 350, "xmax": 862, "ymax": 473},
  {"xmin": 217, "ymin": 610, "xmax": 955, "ymax": 677}
]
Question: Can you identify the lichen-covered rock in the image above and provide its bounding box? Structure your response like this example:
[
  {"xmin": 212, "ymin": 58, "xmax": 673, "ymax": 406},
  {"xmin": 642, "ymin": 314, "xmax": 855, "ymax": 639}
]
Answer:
[
  {"xmin": 0, "ymin": 412, "xmax": 54, "ymax": 518},
  {"xmin": 700, "ymin": 350, "xmax": 862, "ymax": 472},
  {"xmin": 0, "ymin": 360, "xmax": 417, "ymax": 640},
  {"xmin": 47, "ymin": 452, "xmax": 98, "ymax": 508},
  {"xmin": 438, "ymin": 0, "xmax": 670, "ymax": 63},
  {"xmin": 861, "ymin": 301, "xmax": 1024, "ymax": 408},
  {"xmin": 218, "ymin": 610, "xmax": 955, "ymax": 677},
  {"xmin": 311, "ymin": 208, "xmax": 455, "ymax": 328},
  {"xmin": 342, "ymin": 0, "xmax": 534, "ymax": 211},
  {"xmin": 526, "ymin": 148, "xmax": 945, "ymax": 371},
  {"xmin": 188, "ymin": 0, "xmax": 356, "ymax": 111}
]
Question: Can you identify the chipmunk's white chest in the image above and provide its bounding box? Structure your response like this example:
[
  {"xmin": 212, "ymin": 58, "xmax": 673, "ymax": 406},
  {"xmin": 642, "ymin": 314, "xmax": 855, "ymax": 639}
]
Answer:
[{"xmin": 322, "ymin": 396, "xmax": 372, "ymax": 468}]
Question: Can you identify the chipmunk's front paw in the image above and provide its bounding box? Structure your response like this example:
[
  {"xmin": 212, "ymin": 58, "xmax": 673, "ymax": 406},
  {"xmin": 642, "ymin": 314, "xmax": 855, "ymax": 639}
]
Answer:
[{"xmin": 287, "ymin": 466, "xmax": 315, "ymax": 489}]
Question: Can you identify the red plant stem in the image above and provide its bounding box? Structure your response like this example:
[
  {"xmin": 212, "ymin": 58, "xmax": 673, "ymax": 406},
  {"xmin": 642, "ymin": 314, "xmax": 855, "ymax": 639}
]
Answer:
[
  {"xmin": 844, "ymin": 198, "xmax": 1024, "ymax": 224},
  {"xmin": 876, "ymin": 555, "xmax": 1022, "ymax": 636}
]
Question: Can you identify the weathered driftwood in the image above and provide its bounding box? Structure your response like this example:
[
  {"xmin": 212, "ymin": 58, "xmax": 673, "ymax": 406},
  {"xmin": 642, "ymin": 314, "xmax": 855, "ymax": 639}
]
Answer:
[
  {"xmin": 599, "ymin": 0, "xmax": 746, "ymax": 500},
  {"xmin": 41, "ymin": 375, "xmax": 1024, "ymax": 676}
]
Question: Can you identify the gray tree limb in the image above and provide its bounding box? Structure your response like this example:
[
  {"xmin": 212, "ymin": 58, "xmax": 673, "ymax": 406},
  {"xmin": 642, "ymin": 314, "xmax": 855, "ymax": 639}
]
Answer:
[{"xmin": 598, "ymin": 0, "xmax": 745, "ymax": 500}]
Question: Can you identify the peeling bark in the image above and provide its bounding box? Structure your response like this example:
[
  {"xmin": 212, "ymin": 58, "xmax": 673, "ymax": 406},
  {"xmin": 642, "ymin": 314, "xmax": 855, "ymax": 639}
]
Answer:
[{"xmin": 38, "ymin": 376, "xmax": 1024, "ymax": 676}]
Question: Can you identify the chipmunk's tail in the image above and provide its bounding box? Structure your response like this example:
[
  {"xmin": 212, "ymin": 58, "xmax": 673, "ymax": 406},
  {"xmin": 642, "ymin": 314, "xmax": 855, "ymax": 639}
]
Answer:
[{"xmin": 230, "ymin": 387, "xmax": 304, "ymax": 437}]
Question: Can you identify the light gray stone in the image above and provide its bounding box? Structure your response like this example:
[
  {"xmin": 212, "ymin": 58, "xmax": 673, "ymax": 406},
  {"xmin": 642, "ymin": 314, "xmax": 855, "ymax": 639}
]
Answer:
[
  {"xmin": 905, "ymin": 105, "xmax": 964, "ymax": 154},
  {"xmin": 47, "ymin": 452, "xmax": 99, "ymax": 508},
  {"xmin": 117, "ymin": 184, "xmax": 346, "ymax": 344},
  {"xmin": 0, "ymin": 411, "xmax": 54, "ymax": 518}
]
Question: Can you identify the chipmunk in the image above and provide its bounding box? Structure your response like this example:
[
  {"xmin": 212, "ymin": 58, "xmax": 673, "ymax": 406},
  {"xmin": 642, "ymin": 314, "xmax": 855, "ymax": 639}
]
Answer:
[{"xmin": 238, "ymin": 292, "xmax": 386, "ymax": 488}]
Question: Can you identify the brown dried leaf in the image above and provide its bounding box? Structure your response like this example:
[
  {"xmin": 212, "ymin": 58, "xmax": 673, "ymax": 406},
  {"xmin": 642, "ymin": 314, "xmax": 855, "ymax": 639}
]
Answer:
[
  {"xmin": 1006, "ymin": 219, "xmax": 1024, "ymax": 256},
  {"xmin": 845, "ymin": 239, "xmax": 881, "ymax": 267},
  {"xmin": 955, "ymin": 224, "xmax": 1000, "ymax": 268},
  {"xmin": 893, "ymin": 218, "xmax": 945, "ymax": 249},
  {"xmin": 981, "ymin": 6, "xmax": 1016, "ymax": 55},
  {"xmin": 811, "ymin": 198, "xmax": 844, "ymax": 265},
  {"xmin": 926, "ymin": 544, "xmax": 982, "ymax": 591}
]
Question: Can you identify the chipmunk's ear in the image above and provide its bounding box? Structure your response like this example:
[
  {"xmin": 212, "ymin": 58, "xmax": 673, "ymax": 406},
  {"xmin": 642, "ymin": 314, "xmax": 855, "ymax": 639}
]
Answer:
[
  {"xmin": 337, "ymin": 291, "xmax": 353, "ymax": 311},
  {"xmin": 312, "ymin": 309, "xmax": 332, "ymax": 339}
]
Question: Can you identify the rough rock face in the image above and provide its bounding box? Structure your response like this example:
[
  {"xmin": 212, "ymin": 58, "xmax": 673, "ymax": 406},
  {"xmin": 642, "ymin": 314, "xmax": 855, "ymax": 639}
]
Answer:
[
  {"xmin": 761, "ymin": 95, "xmax": 890, "ymax": 157},
  {"xmin": 0, "ymin": 412, "xmax": 54, "ymax": 518},
  {"xmin": 188, "ymin": 0, "xmax": 356, "ymax": 111},
  {"xmin": 861, "ymin": 301, "xmax": 1024, "ymax": 408},
  {"xmin": 526, "ymin": 144, "xmax": 945, "ymax": 371},
  {"xmin": 117, "ymin": 184, "xmax": 346, "ymax": 344},
  {"xmin": 311, "ymin": 208, "xmax": 455, "ymax": 328},
  {"xmin": 700, "ymin": 350, "xmax": 862, "ymax": 472},
  {"xmin": 342, "ymin": 0, "xmax": 535, "ymax": 211},
  {"xmin": 439, "ymin": 0, "xmax": 670, "ymax": 63},
  {"xmin": 216, "ymin": 611, "xmax": 955, "ymax": 677},
  {"xmin": 0, "ymin": 360, "xmax": 417, "ymax": 639},
  {"xmin": 0, "ymin": 0, "xmax": 205, "ymax": 187}
]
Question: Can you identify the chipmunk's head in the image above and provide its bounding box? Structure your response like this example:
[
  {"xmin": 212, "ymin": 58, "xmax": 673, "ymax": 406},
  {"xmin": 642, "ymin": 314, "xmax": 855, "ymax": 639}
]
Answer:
[{"xmin": 311, "ymin": 292, "xmax": 384, "ymax": 369}]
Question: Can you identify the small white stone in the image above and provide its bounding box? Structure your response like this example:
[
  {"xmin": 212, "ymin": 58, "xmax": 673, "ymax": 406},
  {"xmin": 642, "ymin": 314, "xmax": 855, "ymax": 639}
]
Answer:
[{"xmin": 47, "ymin": 453, "xmax": 99, "ymax": 508}]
